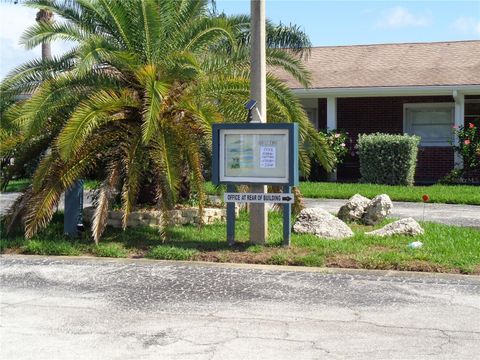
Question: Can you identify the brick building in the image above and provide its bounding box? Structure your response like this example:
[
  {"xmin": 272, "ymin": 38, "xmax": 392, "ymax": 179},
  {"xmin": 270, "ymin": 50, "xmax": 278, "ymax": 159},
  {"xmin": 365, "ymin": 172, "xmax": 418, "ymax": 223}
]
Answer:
[{"xmin": 274, "ymin": 40, "xmax": 480, "ymax": 183}]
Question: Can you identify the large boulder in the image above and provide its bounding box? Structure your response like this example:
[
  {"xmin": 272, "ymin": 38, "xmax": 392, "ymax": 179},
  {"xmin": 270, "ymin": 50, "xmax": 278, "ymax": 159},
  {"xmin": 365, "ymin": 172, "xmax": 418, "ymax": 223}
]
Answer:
[
  {"xmin": 362, "ymin": 194, "xmax": 393, "ymax": 225},
  {"xmin": 293, "ymin": 208, "xmax": 353, "ymax": 240},
  {"xmin": 366, "ymin": 217, "xmax": 424, "ymax": 237},
  {"xmin": 337, "ymin": 194, "xmax": 370, "ymax": 222}
]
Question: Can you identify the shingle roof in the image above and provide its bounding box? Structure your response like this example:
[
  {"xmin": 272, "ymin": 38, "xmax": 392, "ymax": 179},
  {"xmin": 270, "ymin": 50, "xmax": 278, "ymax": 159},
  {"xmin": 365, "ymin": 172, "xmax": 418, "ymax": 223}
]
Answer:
[{"xmin": 272, "ymin": 40, "xmax": 480, "ymax": 89}]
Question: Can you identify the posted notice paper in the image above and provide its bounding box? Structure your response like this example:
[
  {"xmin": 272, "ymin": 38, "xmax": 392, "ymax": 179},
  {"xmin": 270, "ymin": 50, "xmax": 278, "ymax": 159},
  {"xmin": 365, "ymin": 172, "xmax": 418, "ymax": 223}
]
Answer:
[{"xmin": 260, "ymin": 146, "xmax": 276, "ymax": 168}]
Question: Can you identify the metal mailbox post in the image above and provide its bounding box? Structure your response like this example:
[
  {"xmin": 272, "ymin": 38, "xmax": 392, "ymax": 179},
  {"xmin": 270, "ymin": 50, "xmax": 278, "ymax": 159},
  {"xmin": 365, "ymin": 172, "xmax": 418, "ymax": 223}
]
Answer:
[{"xmin": 212, "ymin": 123, "xmax": 299, "ymax": 246}]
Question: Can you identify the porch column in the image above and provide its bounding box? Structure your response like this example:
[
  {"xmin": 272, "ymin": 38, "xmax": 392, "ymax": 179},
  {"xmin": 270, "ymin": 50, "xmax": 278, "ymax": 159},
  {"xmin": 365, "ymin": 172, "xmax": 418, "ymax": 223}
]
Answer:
[
  {"xmin": 453, "ymin": 91, "xmax": 464, "ymax": 169},
  {"xmin": 326, "ymin": 96, "xmax": 337, "ymax": 130},
  {"xmin": 326, "ymin": 96, "xmax": 337, "ymax": 181}
]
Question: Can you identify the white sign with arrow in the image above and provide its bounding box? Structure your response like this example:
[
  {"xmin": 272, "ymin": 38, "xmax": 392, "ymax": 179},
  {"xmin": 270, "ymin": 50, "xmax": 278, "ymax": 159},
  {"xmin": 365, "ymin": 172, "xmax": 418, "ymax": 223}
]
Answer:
[{"xmin": 224, "ymin": 192, "xmax": 294, "ymax": 204}]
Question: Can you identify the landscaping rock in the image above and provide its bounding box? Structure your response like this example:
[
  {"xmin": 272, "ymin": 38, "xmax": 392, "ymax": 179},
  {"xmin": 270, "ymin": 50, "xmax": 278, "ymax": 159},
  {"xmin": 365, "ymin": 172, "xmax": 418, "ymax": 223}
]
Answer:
[
  {"xmin": 366, "ymin": 217, "xmax": 424, "ymax": 237},
  {"xmin": 362, "ymin": 194, "xmax": 393, "ymax": 225},
  {"xmin": 293, "ymin": 208, "xmax": 353, "ymax": 240},
  {"xmin": 83, "ymin": 206, "xmax": 237, "ymax": 228},
  {"xmin": 337, "ymin": 194, "xmax": 370, "ymax": 222}
]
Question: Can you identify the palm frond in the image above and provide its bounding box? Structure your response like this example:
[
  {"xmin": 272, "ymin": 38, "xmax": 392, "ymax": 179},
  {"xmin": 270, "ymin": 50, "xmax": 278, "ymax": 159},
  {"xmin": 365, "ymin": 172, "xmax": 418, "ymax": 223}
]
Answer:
[
  {"xmin": 135, "ymin": 64, "xmax": 170, "ymax": 143},
  {"xmin": 120, "ymin": 132, "xmax": 144, "ymax": 230},
  {"xmin": 57, "ymin": 89, "xmax": 138, "ymax": 160},
  {"xmin": 92, "ymin": 162, "xmax": 120, "ymax": 243}
]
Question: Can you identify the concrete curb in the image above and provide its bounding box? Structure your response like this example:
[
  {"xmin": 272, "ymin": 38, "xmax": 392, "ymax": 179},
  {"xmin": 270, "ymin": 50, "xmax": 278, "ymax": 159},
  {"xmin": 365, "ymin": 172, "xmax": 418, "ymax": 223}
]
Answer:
[{"xmin": 2, "ymin": 254, "xmax": 479, "ymax": 282}]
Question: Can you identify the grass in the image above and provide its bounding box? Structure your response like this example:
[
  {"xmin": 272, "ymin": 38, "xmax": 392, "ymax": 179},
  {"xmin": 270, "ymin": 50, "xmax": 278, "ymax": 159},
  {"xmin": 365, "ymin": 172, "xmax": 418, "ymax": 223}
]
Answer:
[
  {"xmin": 4, "ymin": 179, "xmax": 478, "ymax": 205},
  {"xmin": 298, "ymin": 182, "xmax": 480, "ymax": 205},
  {"xmin": 147, "ymin": 246, "xmax": 198, "ymax": 260},
  {"xmin": 93, "ymin": 243, "xmax": 128, "ymax": 258},
  {"xmin": 1, "ymin": 211, "xmax": 479, "ymax": 274},
  {"xmin": 2, "ymin": 179, "xmax": 31, "ymax": 192},
  {"xmin": 204, "ymin": 181, "xmax": 480, "ymax": 205},
  {"xmin": 2, "ymin": 179, "xmax": 100, "ymax": 193}
]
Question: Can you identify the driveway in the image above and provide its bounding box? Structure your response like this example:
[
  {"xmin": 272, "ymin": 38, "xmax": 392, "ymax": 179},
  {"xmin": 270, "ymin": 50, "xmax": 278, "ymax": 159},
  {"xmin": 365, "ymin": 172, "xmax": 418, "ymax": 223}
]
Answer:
[
  {"xmin": 304, "ymin": 198, "xmax": 480, "ymax": 229},
  {"xmin": 1, "ymin": 256, "xmax": 479, "ymax": 359},
  {"xmin": 0, "ymin": 192, "xmax": 95, "ymax": 217}
]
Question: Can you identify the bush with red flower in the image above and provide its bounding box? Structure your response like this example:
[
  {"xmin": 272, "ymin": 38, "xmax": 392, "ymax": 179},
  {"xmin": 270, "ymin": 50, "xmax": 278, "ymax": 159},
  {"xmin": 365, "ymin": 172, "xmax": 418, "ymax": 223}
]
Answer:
[{"xmin": 453, "ymin": 122, "xmax": 480, "ymax": 173}]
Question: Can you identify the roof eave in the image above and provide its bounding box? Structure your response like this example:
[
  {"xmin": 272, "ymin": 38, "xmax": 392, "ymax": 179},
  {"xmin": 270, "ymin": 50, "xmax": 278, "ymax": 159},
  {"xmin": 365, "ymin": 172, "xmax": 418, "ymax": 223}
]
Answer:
[{"xmin": 291, "ymin": 85, "xmax": 480, "ymax": 98}]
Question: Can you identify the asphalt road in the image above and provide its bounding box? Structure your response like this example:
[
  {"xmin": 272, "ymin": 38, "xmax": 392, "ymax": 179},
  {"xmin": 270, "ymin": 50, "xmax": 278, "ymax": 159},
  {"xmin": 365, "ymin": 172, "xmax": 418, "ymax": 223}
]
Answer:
[{"xmin": 1, "ymin": 256, "xmax": 479, "ymax": 360}]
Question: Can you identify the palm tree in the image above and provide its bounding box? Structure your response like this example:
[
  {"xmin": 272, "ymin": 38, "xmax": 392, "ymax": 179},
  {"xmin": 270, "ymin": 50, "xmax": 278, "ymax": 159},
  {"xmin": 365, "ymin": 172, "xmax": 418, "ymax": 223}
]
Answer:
[
  {"xmin": 1, "ymin": 0, "xmax": 333, "ymax": 243},
  {"xmin": 10, "ymin": 0, "xmax": 71, "ymax": 60},
  {"xmin": 35, "ymin": 7, "xmax": 54, "ymax": 60}
]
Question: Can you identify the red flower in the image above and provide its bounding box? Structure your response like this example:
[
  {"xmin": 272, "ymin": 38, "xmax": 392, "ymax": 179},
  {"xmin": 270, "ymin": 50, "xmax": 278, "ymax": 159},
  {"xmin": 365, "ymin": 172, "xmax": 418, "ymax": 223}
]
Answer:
[
  {"xmin": 422, "ymin": 194, "xmax": 429, "ymax": 202},
  {"xmin": 464, "ymin": 139, "xmax": 471, "ymax": 145},
  {"xmin": 469, "ymin": 123, "xmax": 475, "ymax": 129}
]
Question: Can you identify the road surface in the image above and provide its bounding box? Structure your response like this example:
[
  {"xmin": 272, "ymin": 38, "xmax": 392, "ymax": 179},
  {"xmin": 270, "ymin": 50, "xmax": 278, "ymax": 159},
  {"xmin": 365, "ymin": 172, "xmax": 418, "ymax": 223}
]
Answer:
[{"xmin": 1, "ymin": 256, "xmax": 479, "ymax": 359}]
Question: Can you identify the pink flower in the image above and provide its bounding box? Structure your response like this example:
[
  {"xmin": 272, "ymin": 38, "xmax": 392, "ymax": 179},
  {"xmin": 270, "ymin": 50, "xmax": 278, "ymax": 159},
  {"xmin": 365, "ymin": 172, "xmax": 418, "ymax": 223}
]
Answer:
[
  {"xmin": 334, "ymin": 133, "xmax": 341, "ymax": 138},
  {"xmin": 469, "ymin": 123, "xmax": 475, "ymax": 129},
  {"xmin": 464, "ymin": 139, "xmax": 471, "ymax": 145},
  {"xmin": 340, "ymin": 143, "xmax": 346, "ymax": 147}
]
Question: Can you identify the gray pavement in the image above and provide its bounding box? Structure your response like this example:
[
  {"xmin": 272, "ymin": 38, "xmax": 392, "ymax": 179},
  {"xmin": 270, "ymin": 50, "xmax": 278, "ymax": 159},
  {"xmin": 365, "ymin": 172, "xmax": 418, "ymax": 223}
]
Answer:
[
  {"xmin": 0, "ymin": 191, "xmax": 95, "ymax": 217},
  {"xmin": 1, "ymin": 255, "xmax": 479, "ymax": 359}
]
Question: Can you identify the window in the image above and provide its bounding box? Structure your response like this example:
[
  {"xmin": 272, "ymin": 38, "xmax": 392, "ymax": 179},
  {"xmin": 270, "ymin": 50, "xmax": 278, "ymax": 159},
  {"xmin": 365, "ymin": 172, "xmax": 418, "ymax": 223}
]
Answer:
[
  {"xmin": 404, "ymin": 103, "xmax": 454, "ymax": 146},
  {"xmin": 304, "ymin": 108, "xmax": 318, "ymax": 129}
]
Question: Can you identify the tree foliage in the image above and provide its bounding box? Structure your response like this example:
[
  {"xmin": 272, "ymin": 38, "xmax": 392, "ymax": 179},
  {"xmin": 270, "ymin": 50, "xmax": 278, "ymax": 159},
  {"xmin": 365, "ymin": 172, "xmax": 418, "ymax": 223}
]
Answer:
[{"xmin": 1, "ymin": 0, "xmax": 333, "ymax": 242}]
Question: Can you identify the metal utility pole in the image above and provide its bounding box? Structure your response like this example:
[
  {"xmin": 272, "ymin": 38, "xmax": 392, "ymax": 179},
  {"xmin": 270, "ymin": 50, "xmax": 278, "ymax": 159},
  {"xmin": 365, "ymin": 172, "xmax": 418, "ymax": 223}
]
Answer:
[{"xmin": 249, "ymin": 0, "xmax": 267, "ymax": 244}]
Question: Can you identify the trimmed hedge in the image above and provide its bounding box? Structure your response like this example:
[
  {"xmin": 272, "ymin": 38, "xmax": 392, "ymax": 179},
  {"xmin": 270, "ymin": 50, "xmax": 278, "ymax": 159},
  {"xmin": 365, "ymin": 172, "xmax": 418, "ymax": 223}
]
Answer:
[{"xmin": 358, "ymin": 133, "xmax": 420, "ymax": 185}]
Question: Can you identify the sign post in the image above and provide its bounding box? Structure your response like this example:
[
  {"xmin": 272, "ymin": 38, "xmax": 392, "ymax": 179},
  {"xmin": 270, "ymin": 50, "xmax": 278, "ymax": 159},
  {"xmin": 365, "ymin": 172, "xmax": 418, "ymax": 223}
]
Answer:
[
  {"xmin": 212, "ymin": 123, "xmax": 298, "ymax": 246},
  {"xmin": 64, "ymin": 179, "xmax": 83, "ymax": 237}
]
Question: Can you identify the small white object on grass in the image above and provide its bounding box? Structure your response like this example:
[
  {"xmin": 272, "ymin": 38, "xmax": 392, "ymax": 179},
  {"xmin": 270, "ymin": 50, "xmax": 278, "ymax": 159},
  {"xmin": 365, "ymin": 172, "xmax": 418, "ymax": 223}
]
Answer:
[{"xmin": 408, "ymin": 241, "xmax": 423, "ymax": 249}]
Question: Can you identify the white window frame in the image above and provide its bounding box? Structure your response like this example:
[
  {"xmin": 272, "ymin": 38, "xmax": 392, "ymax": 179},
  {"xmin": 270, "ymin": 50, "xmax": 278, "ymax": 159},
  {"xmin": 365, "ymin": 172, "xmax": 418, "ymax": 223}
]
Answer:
[{"xmin": 403, "ymin": 103, "xmax": 455, "ymax": 147}]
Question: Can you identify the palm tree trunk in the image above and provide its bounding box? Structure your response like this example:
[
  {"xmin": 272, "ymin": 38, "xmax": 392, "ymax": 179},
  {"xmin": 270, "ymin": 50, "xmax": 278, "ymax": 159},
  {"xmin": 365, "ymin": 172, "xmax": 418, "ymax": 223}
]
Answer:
[{"xmin": 36, "ymin": 9, "xmax": 53, "ymax": 60}]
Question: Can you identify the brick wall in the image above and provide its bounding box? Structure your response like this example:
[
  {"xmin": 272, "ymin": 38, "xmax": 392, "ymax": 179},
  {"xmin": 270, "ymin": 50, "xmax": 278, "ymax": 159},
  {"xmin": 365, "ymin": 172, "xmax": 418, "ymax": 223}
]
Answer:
[
  {"xmin": 416, "ymin": 147, "xmax": 455, "ymax": 182},
  {"xmin": 330, "ymin": 96, "xmax": 455, "ymax": 183}
]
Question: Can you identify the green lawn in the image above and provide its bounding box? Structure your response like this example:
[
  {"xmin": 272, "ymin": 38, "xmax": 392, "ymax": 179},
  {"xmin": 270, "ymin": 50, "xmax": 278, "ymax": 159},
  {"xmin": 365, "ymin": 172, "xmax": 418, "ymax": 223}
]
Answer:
[
  {"xmin": 2, "ymin": 179, "xmax": 100, "ymax": 193},
  {"xmin": 4, "ymin": 179, "xmax": 478, "ymax": 205},
  {"xmin": 2, "ymin": 211, "xmax": 479, "ymax": 274},
  {"xmin": 299, "ymin": 182, "xmax": 480, "ymax": 205},
  {"xmin": 2, "ymin": 179, "xmax": 31, "ymax": 192},
  {"xmin": 205, "ymin": 181, "xmax": 480, "ymax": 205}
]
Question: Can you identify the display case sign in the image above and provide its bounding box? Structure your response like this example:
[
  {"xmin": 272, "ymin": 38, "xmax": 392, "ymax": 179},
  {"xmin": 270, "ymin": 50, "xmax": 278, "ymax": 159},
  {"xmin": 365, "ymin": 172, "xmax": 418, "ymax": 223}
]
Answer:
[{"xmin": 212, "ymin": 123, "xmax": 298, "ymax": 186}]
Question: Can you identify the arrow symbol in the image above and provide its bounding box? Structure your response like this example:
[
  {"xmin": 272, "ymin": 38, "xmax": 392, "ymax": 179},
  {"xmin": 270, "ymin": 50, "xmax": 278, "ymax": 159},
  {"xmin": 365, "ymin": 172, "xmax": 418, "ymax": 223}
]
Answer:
[{"xmin": 282, "ymin": 196, "xmax": 292, "ymax": 201}]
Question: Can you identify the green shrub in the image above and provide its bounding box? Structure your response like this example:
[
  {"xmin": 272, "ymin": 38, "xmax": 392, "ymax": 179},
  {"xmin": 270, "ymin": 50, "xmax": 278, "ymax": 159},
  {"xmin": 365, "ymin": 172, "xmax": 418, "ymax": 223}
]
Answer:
[{"xmin": 358, "ymin": 133, "xmax": 420, "ymax": 185}]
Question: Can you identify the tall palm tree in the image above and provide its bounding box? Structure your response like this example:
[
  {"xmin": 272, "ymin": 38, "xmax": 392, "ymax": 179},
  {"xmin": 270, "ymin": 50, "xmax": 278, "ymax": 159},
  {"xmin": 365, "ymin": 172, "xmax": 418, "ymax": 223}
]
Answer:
[
  {"xmin": 1, "ymin": 0, "xmax": 333, "ymax": 243},
  {"xmin": 35, "ymin": 7, "xmax": 54, "ymax": 60}
]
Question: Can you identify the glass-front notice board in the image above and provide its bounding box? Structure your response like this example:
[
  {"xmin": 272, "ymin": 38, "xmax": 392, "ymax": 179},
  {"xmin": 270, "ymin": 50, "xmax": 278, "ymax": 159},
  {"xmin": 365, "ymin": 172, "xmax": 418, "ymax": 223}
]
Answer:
[{"xmin": 212, "ymin": 124, "xmax": 298, "ymax": 186}]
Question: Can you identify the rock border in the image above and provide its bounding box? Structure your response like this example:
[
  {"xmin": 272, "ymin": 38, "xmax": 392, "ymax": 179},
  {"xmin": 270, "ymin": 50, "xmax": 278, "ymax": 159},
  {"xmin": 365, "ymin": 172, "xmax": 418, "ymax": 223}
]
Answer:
[{"xmin": 83, "ymin": 206, "xmax": 239, "ymax": 228}]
